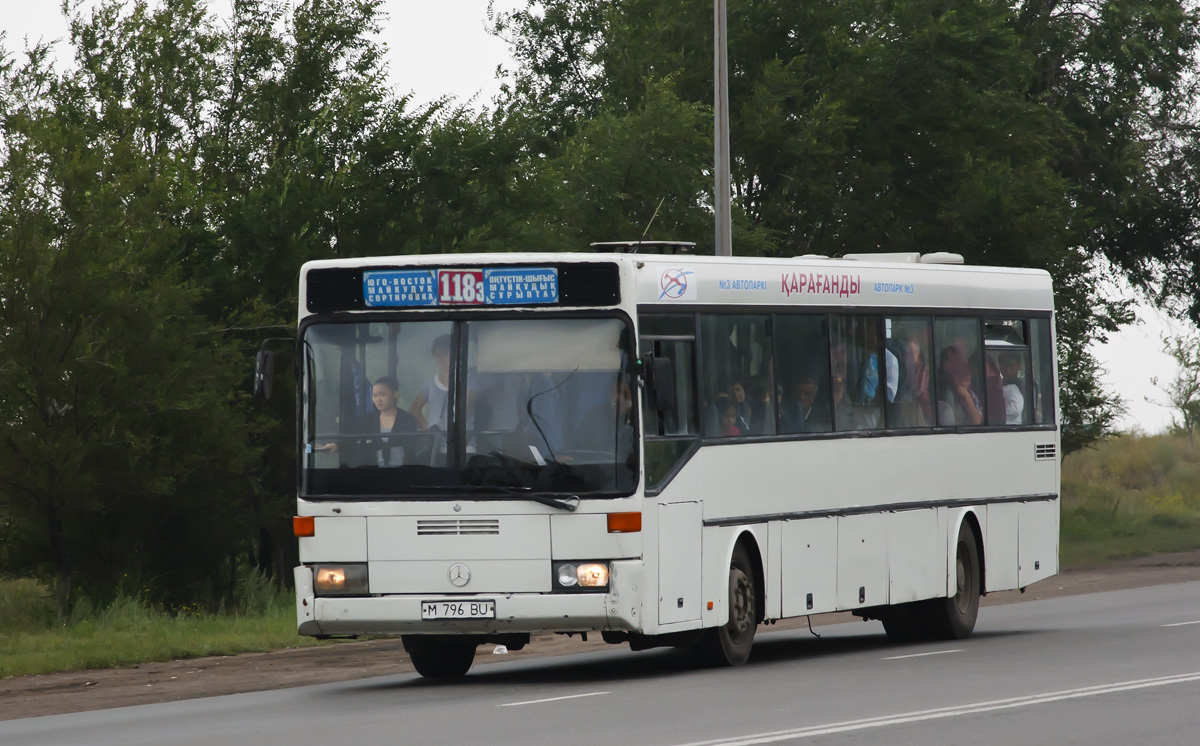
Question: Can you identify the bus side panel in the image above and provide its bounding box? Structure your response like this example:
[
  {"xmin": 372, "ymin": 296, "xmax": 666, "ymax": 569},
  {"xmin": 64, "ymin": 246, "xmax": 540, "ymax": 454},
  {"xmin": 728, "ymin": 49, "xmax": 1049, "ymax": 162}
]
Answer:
[
  {"xmin": 658, "ymin": 501, "xmax": 703, "ymax": 625},
  {"xmin": 886, "ymin": 509, "xmax": 942, "ymax": 605},
  {"xmin": 985, "ymin": 503, "xmax": 1020, "ymax": 591},
  {"xmin": 781, "ymin": 517, "xmax": 838, "ymax": 616},
  {"xmin": 837, "ymin": 515, "xmax": 887, "ymax": 610},
  {"xmin": 1019, "ymin": 499, "xmax": 1059, "ymax": 587}
]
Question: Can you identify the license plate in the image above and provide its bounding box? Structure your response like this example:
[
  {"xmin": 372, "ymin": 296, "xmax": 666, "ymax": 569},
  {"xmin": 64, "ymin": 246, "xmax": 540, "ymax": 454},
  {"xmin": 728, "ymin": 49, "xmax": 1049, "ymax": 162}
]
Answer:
[{"xmin": 421, "ymin": 600, "xmax": 496, "ymax": 620}]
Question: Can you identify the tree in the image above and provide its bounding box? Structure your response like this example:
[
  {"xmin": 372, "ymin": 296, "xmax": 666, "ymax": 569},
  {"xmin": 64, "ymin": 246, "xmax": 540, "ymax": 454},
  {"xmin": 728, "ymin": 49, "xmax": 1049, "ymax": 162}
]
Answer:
[
  {"xmin": 0, "ymin": 1, "xmax": 255, "ymax": 617},
  {"xmin": 1150, "ymin": 331, "xmax": 1200, "ymax": 445},
  {"xmin": 489, "ymin": 0, "xmax": 1200, "ymax": 451}
]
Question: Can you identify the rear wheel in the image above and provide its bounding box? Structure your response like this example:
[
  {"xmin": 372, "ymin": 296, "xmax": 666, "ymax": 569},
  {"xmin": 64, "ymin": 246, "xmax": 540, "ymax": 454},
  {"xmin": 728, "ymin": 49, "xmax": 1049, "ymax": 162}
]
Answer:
[
  {"xmin": 696, "ymin": 543, "xmax": 758, "ymax": 666},
  {"xmin": 402, "ymin": 635, "xmax": 478, "ymax": 678},
  {"xmin": 927, "ymin": 522, "xmax": 981, "ymax": 640}
]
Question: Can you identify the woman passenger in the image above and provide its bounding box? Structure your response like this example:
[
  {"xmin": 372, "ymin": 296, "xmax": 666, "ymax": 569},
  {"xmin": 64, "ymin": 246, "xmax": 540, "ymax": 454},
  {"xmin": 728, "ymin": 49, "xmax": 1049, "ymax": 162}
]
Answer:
[
  {"xmin": 319, "ymin": 376, "xmax": 417, "ymax": 465},
  {"xmin": 937, "ymin": 352, "xmax": 983, "ymax": 426}
]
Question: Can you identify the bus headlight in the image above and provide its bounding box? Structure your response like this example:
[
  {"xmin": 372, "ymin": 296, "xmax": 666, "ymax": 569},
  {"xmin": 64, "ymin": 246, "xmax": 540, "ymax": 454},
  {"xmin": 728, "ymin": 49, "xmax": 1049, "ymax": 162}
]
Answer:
[
  {"xmin": 552, "ymin": 562, "xmax": 609, "ymax": 591},
  {"xmin": 557, "ymin": 564, "xmax": 579, "ymax": 587},
  {"xmin": 577, "ymin": 563, "xmax": 609, "ymax": 587},
  {"xmin": 312, "ymin": 564, "xmax": 369, "ymax": 596}
]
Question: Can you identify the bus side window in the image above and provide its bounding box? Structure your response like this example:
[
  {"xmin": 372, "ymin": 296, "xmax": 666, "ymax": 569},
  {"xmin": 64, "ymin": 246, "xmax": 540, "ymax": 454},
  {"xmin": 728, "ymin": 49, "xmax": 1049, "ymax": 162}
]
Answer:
[
  {"xmin": 830, "ymin": 315, "xmax": 883, "ymax": 431},
  {"xmin": 884, "ymin": 316, "xmax": 933, "ymax": 429},
  {"xmin": 1030, "ymin": 318, "xmax": 1056, "ymax": 425},
  {"xmin": 642, "ymin": 338, "xmax": 696, "ymax": 437},
  {"xmin": 983, "ymin": 318, "xmax": 1032, "ymax": 426},
  {"xmin": 775, "ymin": 314, "xmax": 831, "ymax": 434},
  {"xmin": 639, "ymin": 320, "xmax": 698, "ymax": 491},
  {"xmin": 700, "ymin": 314, "xmax": 774, "ymax": 437},
  {"xmin": 638, "ymin": 314, "xmax": 697, "ymax": 439},
  {"xmin": 934, "ymin": 318, "xmax": 985, "ymax": 427}
]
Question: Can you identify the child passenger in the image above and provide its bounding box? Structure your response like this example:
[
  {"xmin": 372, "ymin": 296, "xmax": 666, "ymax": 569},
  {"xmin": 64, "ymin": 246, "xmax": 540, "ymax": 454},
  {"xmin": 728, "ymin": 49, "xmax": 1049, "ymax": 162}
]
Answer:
[{"xmin": 719, "ymin": 403, "xmax": 742, "ymax": 436}]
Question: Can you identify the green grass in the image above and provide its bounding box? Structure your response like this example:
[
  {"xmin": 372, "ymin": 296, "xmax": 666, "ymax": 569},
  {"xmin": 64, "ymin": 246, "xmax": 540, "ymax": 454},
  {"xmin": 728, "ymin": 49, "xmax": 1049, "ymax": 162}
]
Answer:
[
  {"xmin": 1060, "ymin": 431, "xmax": 1200, "ymax": 566},
  {"xmin": 0, "ymin": 580, "xmax": 329, "ymax": 679}
]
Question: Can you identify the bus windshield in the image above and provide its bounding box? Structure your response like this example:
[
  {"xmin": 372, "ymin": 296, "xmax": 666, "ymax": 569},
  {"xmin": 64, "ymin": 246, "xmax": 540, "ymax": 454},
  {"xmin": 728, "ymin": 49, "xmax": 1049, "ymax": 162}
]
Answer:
[{"xmin": 302, "ymin": 316, "xmax": 637, "ymax": 498}]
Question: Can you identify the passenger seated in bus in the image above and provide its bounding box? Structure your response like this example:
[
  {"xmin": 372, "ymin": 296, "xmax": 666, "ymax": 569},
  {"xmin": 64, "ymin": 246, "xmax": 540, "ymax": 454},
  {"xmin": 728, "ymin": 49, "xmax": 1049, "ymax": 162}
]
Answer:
[
  {"xmin": 747, "ymin": 379, "xmax": 775, "ymax": 435},
  {"xmin": 857, "ymin": 349, "xmax": 880, "ymax": 407},
  {"xmin": 831, "ymin": 374, "xmax": 856, "ymax": 430},
  {"xmin": 1000, "ymin": 352, "xmax": 1026, "ymax": 424},
  {"xmin": 728, "ymin": 379, "xmax": 753, "ymax": 433},
  {"xmin": 719, "ymin": 403, "xmax": 741, "ymax": 436},
  {"xmin": 318, "ymin": 376, "xmax": 418, "ymax": 465},
  {"xmin": 902, "ymin": 328, "xmax": 932, "ymax": 425},
  {"xmin": 799, "ymin": 378, "xmax": 831, "ymax": 432},
  {"xmin": 779, "ymin": 378, "xmax": 819, "ymax": 433},
  {"xmin": 409, "ymin": 334, "xmax": 451, "ymax": 431},
  {"xmin": 937, "ymin": 352, "xmax": 983, "ymax": 426}
]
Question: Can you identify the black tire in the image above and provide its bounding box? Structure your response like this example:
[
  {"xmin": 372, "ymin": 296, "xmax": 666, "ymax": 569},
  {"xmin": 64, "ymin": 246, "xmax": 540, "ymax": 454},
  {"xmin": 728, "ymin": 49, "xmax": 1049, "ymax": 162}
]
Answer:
[
  {"xmin": 402, "ymin": 635, "xmax": 478, "ymax": 678},
  {"xmin": 927, "ymin": 522, "xmax": 982, "ymax": 640},
  {"xmin": 696, "ymin": 543, "xmax": 758, "ymax": 666}
]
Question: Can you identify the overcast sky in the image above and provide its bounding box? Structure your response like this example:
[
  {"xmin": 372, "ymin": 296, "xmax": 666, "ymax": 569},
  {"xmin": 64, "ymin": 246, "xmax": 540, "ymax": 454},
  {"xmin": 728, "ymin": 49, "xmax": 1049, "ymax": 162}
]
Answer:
[{"xmin": 0, "ymin": 1, "xmax": 1184, "ymax": 433}]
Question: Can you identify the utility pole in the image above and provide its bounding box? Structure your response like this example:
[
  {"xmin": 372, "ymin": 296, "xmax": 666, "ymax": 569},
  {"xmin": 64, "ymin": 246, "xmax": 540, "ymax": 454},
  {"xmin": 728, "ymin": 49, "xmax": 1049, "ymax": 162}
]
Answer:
[{"xmin": 714, "ymin": 0, "xmax": 732, "ymax": 256}]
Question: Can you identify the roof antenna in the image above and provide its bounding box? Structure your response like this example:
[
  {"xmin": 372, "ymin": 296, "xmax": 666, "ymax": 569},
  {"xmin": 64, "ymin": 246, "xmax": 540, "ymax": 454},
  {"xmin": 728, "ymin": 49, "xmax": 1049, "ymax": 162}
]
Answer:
[{"xmin": 638, "ymin": 197, "xmax": 666, "ymax": 247}]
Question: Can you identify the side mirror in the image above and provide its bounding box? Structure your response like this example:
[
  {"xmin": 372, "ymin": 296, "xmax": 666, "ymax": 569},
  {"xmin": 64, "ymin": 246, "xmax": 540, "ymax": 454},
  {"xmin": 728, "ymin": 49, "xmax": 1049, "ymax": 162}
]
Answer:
[
  {"xmin": 646, "ymin": 356, "xmax": 677, "ymax": 413},
  {"xmin": 254, "ymin": 349, "xmax": 275, "ymax": 401}
]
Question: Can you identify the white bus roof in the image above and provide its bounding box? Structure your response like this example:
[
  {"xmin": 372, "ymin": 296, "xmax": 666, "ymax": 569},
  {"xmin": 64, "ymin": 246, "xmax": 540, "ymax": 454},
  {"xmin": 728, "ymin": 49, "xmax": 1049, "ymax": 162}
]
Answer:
[{"xmin": 300, "ymin": 252, "xmax": 1054, "ymax": 316}]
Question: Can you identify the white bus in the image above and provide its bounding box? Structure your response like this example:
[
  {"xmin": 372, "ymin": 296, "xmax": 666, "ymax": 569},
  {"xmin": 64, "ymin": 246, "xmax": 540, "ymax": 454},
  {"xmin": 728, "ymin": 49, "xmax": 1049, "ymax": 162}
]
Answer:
[{"xmin": 289, "ymin": 248, "xmax": 1059, "ymax": 677}]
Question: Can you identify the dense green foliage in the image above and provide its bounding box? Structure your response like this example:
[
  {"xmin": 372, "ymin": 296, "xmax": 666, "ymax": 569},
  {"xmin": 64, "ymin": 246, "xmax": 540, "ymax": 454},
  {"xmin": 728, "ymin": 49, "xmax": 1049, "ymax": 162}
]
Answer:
[{"xmin": 2, "ymin": 0, "xmax": 1199, "ymax": 614}]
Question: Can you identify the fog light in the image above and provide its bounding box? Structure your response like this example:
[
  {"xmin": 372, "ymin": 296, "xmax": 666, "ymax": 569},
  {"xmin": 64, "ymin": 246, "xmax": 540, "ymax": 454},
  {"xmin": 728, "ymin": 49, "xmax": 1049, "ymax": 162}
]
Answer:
[
  {"xmin": 312, "ymin": 564, "xmax": 368, "ymax": 596},
  {"xmin": 576, "ymin": 563, "xmax": 609, "ymax": 587},
  {"xmin": 557, "ymin": 563, "xmax": 578, "ymax": 587}
]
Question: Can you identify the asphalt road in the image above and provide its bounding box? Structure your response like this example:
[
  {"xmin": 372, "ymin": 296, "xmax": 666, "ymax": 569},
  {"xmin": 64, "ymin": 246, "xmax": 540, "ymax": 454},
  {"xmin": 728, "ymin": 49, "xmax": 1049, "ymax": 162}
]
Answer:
[{"xmin": 6, "ymin": 580, "xmax": 1200, "ymax": 746}]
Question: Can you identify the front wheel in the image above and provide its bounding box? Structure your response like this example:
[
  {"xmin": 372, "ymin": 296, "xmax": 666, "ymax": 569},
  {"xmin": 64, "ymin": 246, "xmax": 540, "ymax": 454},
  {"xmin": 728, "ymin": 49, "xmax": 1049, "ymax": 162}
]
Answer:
[
  {"xmin": 696, "ymin": 543, "xmax": 758, "ymax": 666},
  {"xmin": 402, "ymin": 635, "xmax": 478, "ymax": 678}
]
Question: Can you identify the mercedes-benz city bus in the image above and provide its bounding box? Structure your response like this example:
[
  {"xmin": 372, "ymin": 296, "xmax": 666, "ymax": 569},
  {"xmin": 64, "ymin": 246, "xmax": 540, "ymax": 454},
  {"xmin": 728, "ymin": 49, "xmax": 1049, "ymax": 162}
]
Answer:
[{"xmin": 288, "ymin": 249, "xmax": 1059, "ymax": 677}]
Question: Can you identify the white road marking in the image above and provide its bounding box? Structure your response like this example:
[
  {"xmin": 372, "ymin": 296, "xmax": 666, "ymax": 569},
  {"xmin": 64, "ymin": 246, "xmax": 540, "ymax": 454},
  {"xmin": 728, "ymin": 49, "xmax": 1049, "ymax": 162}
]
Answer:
[
  {"xmin": 883, "ymin": 649, "xmax": 963, "ymax": 660},
  {"xmin": 670, "ymin": 672, "xmax": 1200, "ymax": 746},
  {"xmin": 1161, "ymin": 620, "xmax": 1200, "ymax": 628},
  {"xmin": 499, "ymin": 691, "xmax": 610, "ymax": 707}
]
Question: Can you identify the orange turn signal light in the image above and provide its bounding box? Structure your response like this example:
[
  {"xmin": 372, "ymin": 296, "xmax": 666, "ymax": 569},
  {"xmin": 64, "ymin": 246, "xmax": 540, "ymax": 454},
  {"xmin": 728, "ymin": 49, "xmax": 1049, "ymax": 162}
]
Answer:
[
  {"xmin": 607, "ymin": 512, "xmax": 641, "ymax": 533},
  {"xmin": 293, "ymin": 516, "xmax": 315, "ymax": 537}
]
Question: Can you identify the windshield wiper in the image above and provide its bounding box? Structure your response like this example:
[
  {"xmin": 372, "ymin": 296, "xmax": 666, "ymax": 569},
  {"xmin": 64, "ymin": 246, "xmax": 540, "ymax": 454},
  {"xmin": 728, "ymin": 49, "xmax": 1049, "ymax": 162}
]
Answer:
[
  {"xmin": 524, "ymin": 493, "xmax": 579, "ymax": 511},
  {"xmin": 419, "ymin": 485, "xmax": 579, "ymax": 511}
]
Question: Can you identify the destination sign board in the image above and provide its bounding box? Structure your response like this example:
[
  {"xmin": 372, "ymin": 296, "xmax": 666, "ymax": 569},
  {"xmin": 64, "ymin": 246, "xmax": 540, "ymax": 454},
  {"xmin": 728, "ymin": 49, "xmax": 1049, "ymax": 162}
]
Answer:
[{"xmin": 363, "ymin": 267, "xmax": 559, "ymax": 308}]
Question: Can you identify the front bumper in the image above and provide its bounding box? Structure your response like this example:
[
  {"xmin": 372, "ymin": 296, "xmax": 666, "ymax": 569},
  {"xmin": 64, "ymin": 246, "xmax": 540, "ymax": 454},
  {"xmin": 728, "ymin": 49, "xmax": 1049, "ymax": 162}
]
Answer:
[{"xmin": 295, "ymin": 559, "xmax": 644, "ymax": 636}]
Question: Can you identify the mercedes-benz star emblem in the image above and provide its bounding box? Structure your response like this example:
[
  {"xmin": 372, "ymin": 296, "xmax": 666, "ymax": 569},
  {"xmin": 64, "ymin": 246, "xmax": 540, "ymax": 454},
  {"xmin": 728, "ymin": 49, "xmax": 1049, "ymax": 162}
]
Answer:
[{"xmin": 448, "ymin": 563, "xmax": 471, "ymax": 587}]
